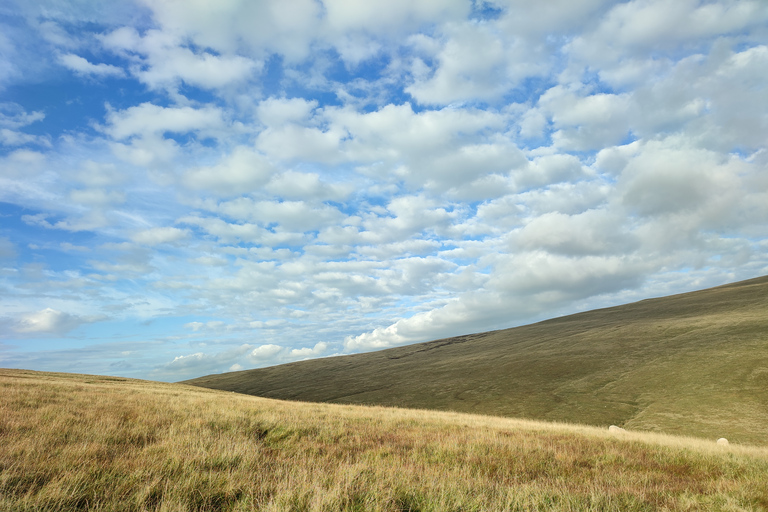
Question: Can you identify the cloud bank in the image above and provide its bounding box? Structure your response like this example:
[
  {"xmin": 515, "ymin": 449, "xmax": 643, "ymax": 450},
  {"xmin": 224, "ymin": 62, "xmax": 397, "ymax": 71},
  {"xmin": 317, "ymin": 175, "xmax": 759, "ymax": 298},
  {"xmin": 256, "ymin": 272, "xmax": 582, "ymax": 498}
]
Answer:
[{"xmin": 0, "ymin": 0, "xmax": 766, "ymax": 380}]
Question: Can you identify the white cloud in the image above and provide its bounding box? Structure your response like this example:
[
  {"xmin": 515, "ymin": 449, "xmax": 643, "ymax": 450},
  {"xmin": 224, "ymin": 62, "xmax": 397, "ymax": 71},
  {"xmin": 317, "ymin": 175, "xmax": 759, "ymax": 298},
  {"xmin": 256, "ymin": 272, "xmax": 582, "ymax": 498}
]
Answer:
[
  {"xmin": 58, "ymin": 53, "xmax": 125, "ymax": 78},
  {"xmin": 513, "ymin": 210, "xmax": 637, "ymax": 256},
  {"xmin": 131, "ymin": 227, "xmax": 188, "ymax": 246},
  {"xmin": 101, "ymin": 27, "xmax": 259, "ymax": 91},
  {"xmin": 136, "ymin": 0, "xmax": 322, "ymax": 61},
  {"xmin": 257, "ymin": 97, "xmax": 318, "ymax": 127},
  {"xmin": 211, "ymin": 198, "xmax": 345, "ymax": 232},
  {"xmin": 0, "ymin": 128, "xmax": 46, "ymax": 147},
  {"xmin": 15, "ymin": 308, "xmax": 86, "ymax": 335},
  {"xmin": 0, "ymin": 103, "xmax": 45, "ymax": 129},
  {"xmin": 266, "ymin": 170, "xmax": 352, "ymax": 201},
  {"xmin": 494, "ymin": 0, "xmax": 613, "ymax": 37},
  {"xmin": 105, "ymin": 102, "xmax": 225, "ymax": 140},
  {"xmin": 183, "ymin": 146, "xmax": 276, "ymax": 195},
  {"xmin": 620, "ymin": 155, "xmax": 720, "ymax": 217},
  {"xmin": 69, "ymin": 188, "xmax": 125, "ymax": 206},
  {"xmin": 289, "ymin": 341, "xmax": 328, "ymax": 358},
  {"xmin": 256, "ymin": 123, "xmax": 346, "ymax": 164},
  {"xmin": 323, "ymin": 0, "xmax": 468, "ymax": 33},
  {"xmin": 571, "ymin": 0, "xmax": 768, "ymax": 65},
  {"xmin": 539, "ymin": 87, "xmax": 635, "ymax": 151},
  {"xmin": 74, "ymin": 161, "xmax": 127, "ymax": 187},
  {"xmin": 183, "ymin": 320, "xmax": 229, "ymax": 332},
  {"xmin": 0, "ymin": 149, "xmax": 46, "ymax": 178},
  {"xmin": 110, "ymin": 134, "xmax": 179, "ymax": 168},
  {"xmin": 406, "ymin": 21, "xmax": 548, "ymax": 105},
  {"xmin": 140, "ymin": 45, "xmax": 258, "ymax": 91},
  {"xmin": 250, "ymin": 344, "xmax": 283, "ymax": 360}
]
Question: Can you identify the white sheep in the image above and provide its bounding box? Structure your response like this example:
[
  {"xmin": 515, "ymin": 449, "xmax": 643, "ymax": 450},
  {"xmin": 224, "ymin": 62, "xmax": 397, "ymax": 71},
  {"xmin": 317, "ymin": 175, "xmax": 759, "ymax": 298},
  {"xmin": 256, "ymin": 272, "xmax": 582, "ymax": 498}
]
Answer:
[
  {"xmin": 717, "ymin": 438, "xmax": 729, "ymax": 446},
  {"xmin": 608, "ymin": 425, "xmax": 626, "ymax": 433}
]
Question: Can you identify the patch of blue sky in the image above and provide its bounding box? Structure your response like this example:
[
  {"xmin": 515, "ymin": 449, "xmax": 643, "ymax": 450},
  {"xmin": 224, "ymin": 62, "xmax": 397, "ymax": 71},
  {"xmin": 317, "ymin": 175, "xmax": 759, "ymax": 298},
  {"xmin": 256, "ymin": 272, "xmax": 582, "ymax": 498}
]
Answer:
[
  {"xmin": 161, "ymin": 131, "xmax": 216, "ymax": 148},
  {"xmin": 1, "ymin": 204, "xmax": 100, "ymax": 252},
  {"xmin": 503, "ymin": 76, "xmax": 557, "ymax": 107},
  {"xmin": 281, "ymin": 66, "xmax": 346, "ymax": 108},
  {"xmin": 469, "ymin": 1, "xmax": 504, "ymax": 21},
  {"xmin": 259, "ymin": 54, "xmax": 287, "ymax": 98},
  {"xmin": 3, "ymin": 79, "xmax": 148, "ymax": 141},
  {"xmin": 174, "ymin": 83, "xmax": 222, "ymax": 108},
  {"xmin": 618, "ymin": 131, "xmax": 639, "ymax": 147}
]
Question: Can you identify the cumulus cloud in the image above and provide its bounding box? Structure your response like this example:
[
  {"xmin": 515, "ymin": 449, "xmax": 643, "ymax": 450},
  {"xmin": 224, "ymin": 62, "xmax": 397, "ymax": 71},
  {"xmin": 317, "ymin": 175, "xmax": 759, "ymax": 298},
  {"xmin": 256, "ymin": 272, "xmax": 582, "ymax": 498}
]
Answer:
[
  {"xmin": 183, "ymin": 147, "xmax": 276, "ymax": 196},
  {"xmin": 289, "ymin": 342, "xmax": 328, "ymax": 358},
  {"xmin": 249, "ymin": 344, "xmax": 283, "ymax": 360},
  {"xmin": 570, "ymin": 0, "xmax": 768, "ymax": 65},
  {"xmin": 539, "ymin": 87, "xmax": 635, "ymax": 151},
  {"xmin": 131, "ymin": 227, "xmax": 188, "ymax": 246},
  {"xmin": 266, "ymin": 170, "xmax": 352, "ymax": 201},
  {"xmin": 513, "ymin": 210, "xmax": 637, "ymax": 256},
  {"xmin": 14, "ymin": 308, "xmax": 87, "ymax": 335},
  {"xmin": 136, "ymin": 0, "xmax": 322, "ymax": 61},
  {"xmin": 100, "ymin": 27, "xmax": 259, "ymax": 90},
  {"xmin": 58, "ymin": 53, "xmax": 125, "ymax": 78},
  {"xmin": 104, "ymin": 102, "xmax": 225, "ymax": 140},
  {"xmin": 406, "ymin": 22, "xmax": 549, "ymax": 105}
]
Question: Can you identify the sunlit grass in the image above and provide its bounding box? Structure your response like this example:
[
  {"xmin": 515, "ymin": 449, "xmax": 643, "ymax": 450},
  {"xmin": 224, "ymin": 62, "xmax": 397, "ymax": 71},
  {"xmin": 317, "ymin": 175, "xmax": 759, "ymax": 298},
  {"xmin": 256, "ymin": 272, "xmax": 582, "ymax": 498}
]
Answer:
[{"xmin": 2, "ymin": 369, "xmax": 767, "ymax": 511}]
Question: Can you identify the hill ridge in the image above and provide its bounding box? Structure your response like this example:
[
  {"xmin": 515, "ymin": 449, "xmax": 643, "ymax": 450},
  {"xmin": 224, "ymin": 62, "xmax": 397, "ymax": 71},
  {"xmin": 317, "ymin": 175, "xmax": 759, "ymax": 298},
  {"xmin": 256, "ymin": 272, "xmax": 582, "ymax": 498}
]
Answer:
[{"xmin": 184, "ymin": 275, "xmax": 768, "ymax": 444}]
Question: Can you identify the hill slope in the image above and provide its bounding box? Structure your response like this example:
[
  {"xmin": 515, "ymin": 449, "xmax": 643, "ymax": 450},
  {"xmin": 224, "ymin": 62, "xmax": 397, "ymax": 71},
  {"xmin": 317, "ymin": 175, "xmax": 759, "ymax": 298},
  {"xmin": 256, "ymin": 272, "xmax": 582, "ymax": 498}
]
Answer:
[
  {"xmin": 2, "ymin": 369, "xmax": 768, "ymax": 511},
  {"xmin": 184, "ymin": 276, "xmax": 768, "ymax": 445}
]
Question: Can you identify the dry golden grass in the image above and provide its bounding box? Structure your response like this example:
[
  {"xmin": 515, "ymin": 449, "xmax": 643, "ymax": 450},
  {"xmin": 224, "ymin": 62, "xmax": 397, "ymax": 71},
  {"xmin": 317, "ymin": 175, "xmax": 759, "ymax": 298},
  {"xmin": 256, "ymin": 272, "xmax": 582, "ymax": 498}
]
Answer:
[{"xmin": 2, "ymin": 369, "xmax": 768, "ymax": 511}]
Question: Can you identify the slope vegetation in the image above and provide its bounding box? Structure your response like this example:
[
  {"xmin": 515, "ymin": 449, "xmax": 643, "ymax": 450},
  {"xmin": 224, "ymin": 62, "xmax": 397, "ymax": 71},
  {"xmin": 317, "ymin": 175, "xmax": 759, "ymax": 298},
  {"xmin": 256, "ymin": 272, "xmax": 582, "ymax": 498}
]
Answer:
[
  {"xmin": 185, "ymin": 275, "xmax": 768, "ymax": 445},
  {"xmin": 2, "ymin": 369, "xmax": 768, "ymax": 511}
]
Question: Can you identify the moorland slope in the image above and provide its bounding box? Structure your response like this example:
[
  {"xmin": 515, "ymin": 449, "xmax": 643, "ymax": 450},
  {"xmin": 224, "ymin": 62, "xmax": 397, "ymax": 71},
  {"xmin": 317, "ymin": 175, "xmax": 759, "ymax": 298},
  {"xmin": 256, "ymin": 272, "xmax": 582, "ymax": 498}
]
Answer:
[
  {"xmin": 2, "ymin": 369, "xmax": 768, "ymax": 511},
  {"xmin": 185, "ymin": 275, "xmax": 768, "ymax": 445}
]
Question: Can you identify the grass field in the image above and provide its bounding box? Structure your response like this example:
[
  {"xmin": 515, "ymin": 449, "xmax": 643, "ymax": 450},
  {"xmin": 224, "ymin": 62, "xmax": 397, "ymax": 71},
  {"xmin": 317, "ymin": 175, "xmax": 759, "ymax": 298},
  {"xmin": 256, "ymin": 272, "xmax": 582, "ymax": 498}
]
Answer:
[
  {"xmin": 184, "ymin": 275, "xmax": 768, "ymax": 445},
  {"xmin": 2, "ymin": 369, "xmax": 768, "ymax": 511}
]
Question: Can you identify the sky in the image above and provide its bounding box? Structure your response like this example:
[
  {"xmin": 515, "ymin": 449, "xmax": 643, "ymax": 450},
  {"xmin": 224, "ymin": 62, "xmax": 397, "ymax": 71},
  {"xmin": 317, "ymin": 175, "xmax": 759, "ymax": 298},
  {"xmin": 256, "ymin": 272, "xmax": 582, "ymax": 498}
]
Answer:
[{"xmin": 1, "ymin": 0, "xmax": 767, "ymax": 382}]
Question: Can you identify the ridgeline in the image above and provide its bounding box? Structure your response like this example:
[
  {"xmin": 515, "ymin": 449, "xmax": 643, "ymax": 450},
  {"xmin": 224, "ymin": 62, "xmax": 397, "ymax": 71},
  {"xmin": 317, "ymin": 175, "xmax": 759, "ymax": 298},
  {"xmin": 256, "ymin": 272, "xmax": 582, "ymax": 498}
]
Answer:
[{"xmin": 184, "ymin": 276, "xmax": 768, "ymax": 445}]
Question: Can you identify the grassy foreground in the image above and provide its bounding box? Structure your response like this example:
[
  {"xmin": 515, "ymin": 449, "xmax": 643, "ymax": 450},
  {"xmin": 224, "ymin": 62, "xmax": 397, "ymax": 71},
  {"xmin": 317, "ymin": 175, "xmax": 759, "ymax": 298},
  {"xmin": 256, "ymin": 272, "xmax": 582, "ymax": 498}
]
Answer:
[
  {"xmin": 2, "ymin": 370, "xmax": 768, "ymax": 511},
  {"xmin": 185, "ymin": 275, "xmax": 768, "ymax": 445}
]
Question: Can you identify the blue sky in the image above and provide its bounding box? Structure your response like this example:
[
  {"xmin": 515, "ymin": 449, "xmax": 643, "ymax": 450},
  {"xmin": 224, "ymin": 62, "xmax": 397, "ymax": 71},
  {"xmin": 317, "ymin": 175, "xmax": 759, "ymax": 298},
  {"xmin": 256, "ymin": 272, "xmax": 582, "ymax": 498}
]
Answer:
[{"xmin": 1, "ymin": 0, "xmax": 767, "ymax": 381}]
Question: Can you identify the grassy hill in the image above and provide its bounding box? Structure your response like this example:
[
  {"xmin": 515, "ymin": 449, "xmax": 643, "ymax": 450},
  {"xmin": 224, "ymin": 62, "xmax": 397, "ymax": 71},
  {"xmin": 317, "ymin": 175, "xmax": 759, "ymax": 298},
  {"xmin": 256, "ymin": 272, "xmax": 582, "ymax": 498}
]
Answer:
[
  {"xmin": 2, "ymin": 369, "xmax": 768, "ymax": 511},
  {"xmin": 184, "ymin": 275, "xmax": 768, "ymax": 445}
]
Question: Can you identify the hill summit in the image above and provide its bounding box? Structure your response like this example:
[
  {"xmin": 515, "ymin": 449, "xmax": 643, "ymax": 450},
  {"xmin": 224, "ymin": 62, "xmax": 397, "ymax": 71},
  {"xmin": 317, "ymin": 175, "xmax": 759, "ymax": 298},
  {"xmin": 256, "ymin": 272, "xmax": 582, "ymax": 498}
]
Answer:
[{"xmin": 184, "ymin": 275, "xmax": 768, "ymax": 444}]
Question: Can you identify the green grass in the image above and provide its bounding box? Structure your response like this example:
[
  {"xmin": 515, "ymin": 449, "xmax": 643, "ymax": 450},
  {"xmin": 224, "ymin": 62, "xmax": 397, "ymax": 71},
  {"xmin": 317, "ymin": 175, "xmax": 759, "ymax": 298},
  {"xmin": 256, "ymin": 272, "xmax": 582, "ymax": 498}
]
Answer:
[
  {"xmin": 2, "ymin": 369, "xmax": 768, "ymax": 511},
  {"xmin": 184, "ymin": 275, "xmax": 768, "ymax": 445}
]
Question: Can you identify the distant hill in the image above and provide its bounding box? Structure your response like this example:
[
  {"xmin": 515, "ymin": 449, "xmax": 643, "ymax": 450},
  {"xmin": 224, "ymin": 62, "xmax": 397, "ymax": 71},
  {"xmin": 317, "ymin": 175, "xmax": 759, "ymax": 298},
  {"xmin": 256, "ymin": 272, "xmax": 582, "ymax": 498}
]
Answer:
[{"xmin": 183, "ymin": 275, "xmax": 768, "ymax": 445}]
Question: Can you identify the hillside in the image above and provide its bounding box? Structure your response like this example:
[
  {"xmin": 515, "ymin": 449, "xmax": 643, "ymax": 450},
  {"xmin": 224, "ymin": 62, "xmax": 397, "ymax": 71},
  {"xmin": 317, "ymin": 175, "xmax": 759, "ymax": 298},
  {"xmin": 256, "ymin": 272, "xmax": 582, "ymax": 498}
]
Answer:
[
  {"xmin": 184, "ymin": 275, "xmax": 768, "ymax": 445},
  {"xmin": 2, "ymin": 369, "xmax": 768, "ymax": 511}
]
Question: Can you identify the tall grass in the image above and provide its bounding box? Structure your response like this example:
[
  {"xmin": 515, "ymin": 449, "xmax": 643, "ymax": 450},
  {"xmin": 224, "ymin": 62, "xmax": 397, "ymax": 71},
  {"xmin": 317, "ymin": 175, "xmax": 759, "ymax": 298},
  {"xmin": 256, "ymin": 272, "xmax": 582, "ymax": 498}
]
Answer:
[{"xmin": 2, "ymin": 369, "xmax": 767, "ymax": 511}]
